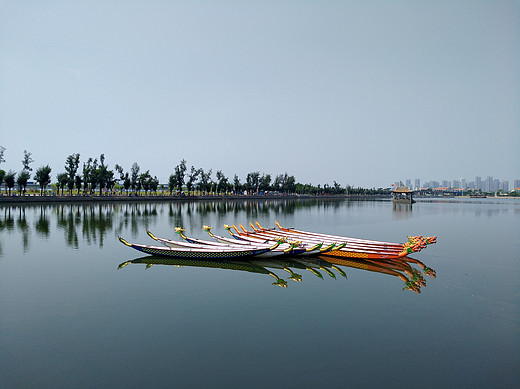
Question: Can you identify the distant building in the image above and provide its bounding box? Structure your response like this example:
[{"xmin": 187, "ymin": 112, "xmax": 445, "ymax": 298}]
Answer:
[
  {"xmin": 500, "ymin": 181, "xmax": 509, "ymax": 192},
  {"xmin": 475, "ymin": 176, "xmax": 482, "ymax": 191},
  {"xmin": 414, "ymin": 178, "xmax": 420, "ymax": 190}
]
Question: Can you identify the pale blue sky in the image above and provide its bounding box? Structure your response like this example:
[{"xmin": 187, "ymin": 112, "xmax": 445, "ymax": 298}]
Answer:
[{"xmin": 1, "ymin": 0, "xmax": 518, "ymax": 187}]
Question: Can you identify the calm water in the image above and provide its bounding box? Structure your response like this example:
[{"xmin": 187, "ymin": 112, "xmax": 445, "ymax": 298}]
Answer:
[{"xmin": 0, "ymin": 198, "xmax": 518, "ymax": 388}]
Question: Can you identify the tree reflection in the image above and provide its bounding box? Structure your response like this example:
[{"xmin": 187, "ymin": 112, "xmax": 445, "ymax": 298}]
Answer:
[
  {"xmin": 17, "ymin": 207, "xmax": 30, "ymax": 253},
  {"xmin": 35, "ymin": 206, "xmax": 50, "ymax": 237}
]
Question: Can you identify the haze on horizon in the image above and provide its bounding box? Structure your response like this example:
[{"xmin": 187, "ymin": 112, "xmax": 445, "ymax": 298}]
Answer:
[{"xmin": 1, "ymin": 1, "xmax": 518, "ymax": 188}]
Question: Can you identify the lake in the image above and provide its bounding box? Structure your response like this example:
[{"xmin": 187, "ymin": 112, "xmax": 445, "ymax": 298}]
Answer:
[{"xmin": 0, "ymin": 198, "xmax": 518, "ymax": 388}]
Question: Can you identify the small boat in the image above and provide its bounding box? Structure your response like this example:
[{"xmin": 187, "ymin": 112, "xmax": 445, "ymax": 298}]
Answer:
[{"xmin": 118, "ymin": 236, "xmax": 280, "ymax": 259}]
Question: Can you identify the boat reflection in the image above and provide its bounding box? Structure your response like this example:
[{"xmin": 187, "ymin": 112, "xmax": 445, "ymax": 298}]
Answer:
[
  {"xmin": 118, "ymin": 254, "xmax": 435, "ymax": 293},
  {"xmin": 318, "ymin": 255, "xmax": 435, "ymax": 293}
]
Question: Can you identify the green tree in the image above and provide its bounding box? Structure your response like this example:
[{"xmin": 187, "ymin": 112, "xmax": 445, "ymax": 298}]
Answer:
[
  {"xmin": 150, "ymin": 176, "xmax": 159, "ymax": 194},
  {"xmin": 75, "ymin": 175, "xmax": 83, "ymax": 193},
  {"xmin": 186, "ymin": 166, "xmax": 199, "ymax": 194},
  {"xmin": 216, "ymin": 170, "xmax": 229, "ymax": 193},
  {"xmin": 0, "ymin": 145, "xmax": 5, "ymax": 165},
  {"xmin": 16, "ymin": 171, "xmax": 30, "ymax": 194},
  {"xmin": 123, "ymin": 173, "xmax": 131, "ymax": 193},
  {"xmin": 5, "ymin": 170, "xmax": 16, "ymax": 195},
  {"xmin": 114, "ymin": 164, "xmax": 125, "ymax": 194},
  {"xmin": 245, "ymin": 171, "xmax": 260, "ymax": 193},
  {"xmin": 198, "ymin": 169, "xmax": 212, "ymax": 193},
  {"xmin": 174, "ymin": 159, "xmax": 187, "ymax": 193},
  {"xmin": 95, "ymin": 154, "xmax": 114, "ymax": 195},
  {"xmin": 82, "ymin": 158, "xmax": 94, "ymax": 194},
  {"xmin": 139, "ymin": 170, "xmax": 152, "ymax": 194},
  {"xmin": 168, "ymin": 174, "xmax": 177, "ymax": 195},
  {"xmin": 131, "ymin": 162, "xmax": 140, "ymax": 193},
  {"xmin": 34, "ymin": 165, "xmax": 52, "ymax": 195},
  {"xmin": 65, "ymin": 153, "xmax": 80, "ymax": 194},
  {"xmin": 0, "ymin": 169, "xmax": 5, "ymax": 193},
  {"xmin": 233, "ymin": 174, "xmax": 241, "ymax": 194},
  {"xmin": 22, "ymin": 150, "xmax": 34, "ymax": 172},
  {"xmin": 259, "ymin": 173, "xmax": 271, "ymax": 192},
  {"xmin": 57, "ymin": 173, "xmax": 68, "ymax": 195}
]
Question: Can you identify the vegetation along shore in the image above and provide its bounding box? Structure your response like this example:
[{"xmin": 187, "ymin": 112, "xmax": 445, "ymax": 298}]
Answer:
[{"xmin": 0, "ymin": 148, "xmax": 517, "ymax": 201}]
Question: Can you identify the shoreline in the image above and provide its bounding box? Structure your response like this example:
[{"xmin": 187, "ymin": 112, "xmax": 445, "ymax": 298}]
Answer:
[
  {"xmin": 0, "ymin": 194, "xmax": 517, "ymax": 205},
  {"xmin": 0, "ymin": 194, "xmax": 392, "ymax": 204}
]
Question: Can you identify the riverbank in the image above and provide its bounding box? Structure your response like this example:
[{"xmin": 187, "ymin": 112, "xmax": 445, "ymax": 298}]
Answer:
[{"xmin": 0, "ymin": 193, "xmax": 393, "ymax": 204}]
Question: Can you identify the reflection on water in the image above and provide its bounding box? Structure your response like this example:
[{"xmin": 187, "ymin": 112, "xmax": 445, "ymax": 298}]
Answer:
[
  {"xmin": 0, "ymin": 200, "xmax": 352, "ymax": 251},
  {"xmin": 118, "ymin": 254, "xmax": 436, "ymax": 293},
  {"xmin": 393, "ymin": 202, "xmax": 413, "ymax": 218}
]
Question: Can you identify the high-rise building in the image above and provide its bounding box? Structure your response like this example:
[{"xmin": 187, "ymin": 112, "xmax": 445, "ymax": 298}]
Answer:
[
  {"xmin": 514, "ymin": 179, "xmax": 520, "ymax": 189},
  {"xmin": 453, "ymin": 180, "xmax": 460, "ymax": 189},
  {"xmin": 500, "ymin": 181, "xmax": 509, "ymax": 192},
  {"xmin": 484, "ymin": 176, "xmax": 494, "ymax": 192},
  {"xmin": 475, "ymin": 176, "xmax": 482, "ymax": 190},
  {"xmin": 414, "ymin": 178, "xmax": 420, "ymax": 190},
  {"xmin": 460, "ymin": 178, "xmax": 467, "ymax": 188}
]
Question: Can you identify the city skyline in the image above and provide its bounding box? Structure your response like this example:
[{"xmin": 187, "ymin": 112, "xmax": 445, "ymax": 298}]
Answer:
[{"xmin": 397, "ymin": 175, "xmax": 519, "ymax": 191}]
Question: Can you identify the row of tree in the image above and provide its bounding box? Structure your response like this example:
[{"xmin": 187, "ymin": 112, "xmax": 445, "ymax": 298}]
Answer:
[{"xmin": 0, "ymin": 147, "xmax": 390, "ymax": 196}]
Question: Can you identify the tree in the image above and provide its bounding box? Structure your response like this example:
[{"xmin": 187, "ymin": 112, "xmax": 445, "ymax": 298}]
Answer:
[
  {"xmin": 216, "ymin": 170, "xmax": 229, "ymax": 193},
  {"xmin": 114, "ymin": 164, "xmax": 125, "ymax": 194},
  {"xmin": 245, "ymin": 171, "xmax": 260, "ymax": 193},
  {"xmin": 95, "ymin": 154, "xmax": 114, "ymax": 195},
  {"xmin": 139, "ymin": 170, "xmax": 152, "ymax": 194},
  {"xmin": 16, "ymin": 171, "xmax": 30, "ymax": 194},
  {"xmin": 34, "ymin": 165, "xmax": 52, "ymax": 195},
  {"xmin": 123, "ymin": 173, "xmax": 131, "ymax": 193},
  {"xmin": 65, "ymin": 153, "xmax": 80, "ymax": 194},
  {"xmin": 131, "ymin": 162, "xmax": 140, "ymax": 193},
  {"xmin": 0, "ymin": 145, "xmax": 5, "ymax": 165},
  {"xmin": 198, "ymin": 169, "xmax": 213, "ymax": 193},
  {"xmin": 150, "ymin": 176, "xmax": 159, "ymax": 194},
  {"xmin": 0, "ymin": 169, "xmax": 5, "ymax": 193},
  {"xmin": 273, "ymin": 173, "xmax": 296, "ymax": 193},
  {"xmin": 22, "ymin": 150, "xmax": 34, "ymax": 172},
  {"xmin": 56, "ymin": 173, "xmax": 68, "ymax": 195},
  {"xmin": 233, "ymin": 175, "xmax": 241, "ymax": 194},
  {"xmin": 82, "ymin": 158, "xmax": 94, "ymax": 194},
  {"xmin": 174, "ymin": 159, "xmax": 187, "ymax": 193},
  {"xmin": 259, "ymin": 173, "xmax": 271, "ymax": 192},
  {"xmin": 186, "ymin": 166, "xmax": 199, "ymax": 194},
  {"xmin": 168, "ymin": 174, "xmax": 177, "ymax": 195},
  {"xmin": 5, "ymin": 170, "xmax": 16, "ymax": 195},
  {"xmin": 75, "ymin": 175, "xmax": 83, "ymax": 193}
]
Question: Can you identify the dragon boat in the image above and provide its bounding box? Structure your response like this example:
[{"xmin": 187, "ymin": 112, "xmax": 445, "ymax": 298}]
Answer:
[
  {"xmin": 203, "ymin": 225, "xmax": 342, "ymax": 255},
  {"xmin": 201, "ymin": 225, "xmax": 337, "ymax": 256},
  {"xmin": 118, "ymin": 236, "xmax": 280, "ymax": 259},
  {"xmin": 146, "ymin": 229, "xmax": 288, "ymax": 258},
  {"xmin": 225, "ymin": 221, "xmax": 436, "ymax": 260}
]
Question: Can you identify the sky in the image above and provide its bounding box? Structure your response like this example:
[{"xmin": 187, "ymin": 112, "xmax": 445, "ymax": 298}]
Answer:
[{"xmin": 1, "ymin": 0, "xmax": 519, "ymax": 188}]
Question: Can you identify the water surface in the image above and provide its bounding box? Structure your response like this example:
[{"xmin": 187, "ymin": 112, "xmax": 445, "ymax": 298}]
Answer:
[{"xmin": 1, "ymin": 198, "xmax": 518, "ymax": 388}]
